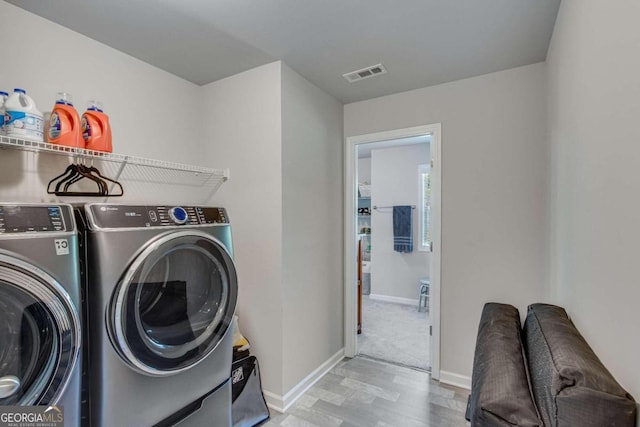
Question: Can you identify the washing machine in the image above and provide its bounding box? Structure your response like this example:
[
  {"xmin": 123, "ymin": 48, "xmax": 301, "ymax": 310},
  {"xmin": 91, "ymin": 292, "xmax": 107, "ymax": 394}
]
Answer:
[
  {"xmin": 76, "ymin": 203, "xmax": 238, "ymax": 427},
  {"xmin": 0, "ymin": 204, "xmax": 81, "ymax": 426}
]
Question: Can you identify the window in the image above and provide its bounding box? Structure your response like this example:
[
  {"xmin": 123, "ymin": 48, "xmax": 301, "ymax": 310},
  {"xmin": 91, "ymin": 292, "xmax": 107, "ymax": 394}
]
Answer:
[{"xmin": 419, "ymin": 164, "xmax": 431, "ymax": 251}]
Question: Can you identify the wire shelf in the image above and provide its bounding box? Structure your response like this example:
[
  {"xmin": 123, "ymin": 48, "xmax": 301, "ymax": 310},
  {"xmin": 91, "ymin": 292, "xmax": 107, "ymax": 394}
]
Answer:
[{"xmin": 0, "ymin": 135, "xmax": 229, "ymax": 203}]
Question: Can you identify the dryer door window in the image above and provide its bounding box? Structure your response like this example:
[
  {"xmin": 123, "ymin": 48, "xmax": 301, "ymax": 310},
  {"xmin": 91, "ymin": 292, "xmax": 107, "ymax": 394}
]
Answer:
[
  {"xmin": 110, "ymin": 231, "xmax": 238, "ymax": 376},
  {"xmin": 0, "ymin": 255, "xmax": 80, "ymax": 406}
]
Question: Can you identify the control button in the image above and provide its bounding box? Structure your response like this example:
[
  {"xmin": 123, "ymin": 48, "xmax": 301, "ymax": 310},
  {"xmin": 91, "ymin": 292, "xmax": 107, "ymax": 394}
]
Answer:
[
  {"xmin": 148, "ymin": 211, "xmax": 158, "ymax": 222},
  {"xmin": 168, "ymin": 207, "xmax": 188, "ymax": 225}
]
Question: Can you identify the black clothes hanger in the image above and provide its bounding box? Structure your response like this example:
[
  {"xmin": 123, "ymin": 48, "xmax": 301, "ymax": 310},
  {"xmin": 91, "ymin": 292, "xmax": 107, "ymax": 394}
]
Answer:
[
  {"xmin": 47, "ymin": 163, "xmax": 123, "ymax": 197},
  {"xmin": 63, "ymin": 165, "xmax": 106, "ymax": 194},
  {"xmin": 87, "ymin": 166, "xmax": 123, "ymax": 196},
  {"xmin": 47, "ymin": 164, "xmax": 78, "ymax": 194}
]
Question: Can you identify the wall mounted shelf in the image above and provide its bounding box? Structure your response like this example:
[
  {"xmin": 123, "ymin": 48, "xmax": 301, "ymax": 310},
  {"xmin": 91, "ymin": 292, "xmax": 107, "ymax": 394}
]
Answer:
[{"xmin": 0, "ymin": 135, "xmax": 229, "ymax": 203}]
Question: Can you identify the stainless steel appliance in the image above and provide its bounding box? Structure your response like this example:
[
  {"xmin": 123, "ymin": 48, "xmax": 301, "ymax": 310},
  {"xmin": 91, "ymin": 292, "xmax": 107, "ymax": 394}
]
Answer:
[
  {"xmin": 0, "ymin": 204, "xmax": 81, "ymax": 426},
  {"xmin": 76, "ymin": 204, "xmax": 238, "ymax": 426}
]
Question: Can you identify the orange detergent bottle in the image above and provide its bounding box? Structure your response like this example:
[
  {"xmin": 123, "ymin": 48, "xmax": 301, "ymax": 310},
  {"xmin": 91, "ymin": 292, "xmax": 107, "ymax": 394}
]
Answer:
[
  {"xmin": 82, "ymin": 100, "xmax": 112, "ymax": 153},
  {"xmin": 48, "ymin": 92, "xmax": 84, "ymax": 148}
]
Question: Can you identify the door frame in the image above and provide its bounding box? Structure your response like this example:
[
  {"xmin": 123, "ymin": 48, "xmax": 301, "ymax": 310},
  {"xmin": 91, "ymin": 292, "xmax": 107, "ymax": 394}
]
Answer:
[{"xmin": 343, "ymin": 123, "xmax": 442, "ymax": 380}]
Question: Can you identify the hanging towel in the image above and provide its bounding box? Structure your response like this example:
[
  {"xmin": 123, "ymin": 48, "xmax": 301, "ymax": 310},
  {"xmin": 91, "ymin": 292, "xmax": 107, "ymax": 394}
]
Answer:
[{"xmin": 393, "ymin": 205, "xmax": 413, "ymax": 253}]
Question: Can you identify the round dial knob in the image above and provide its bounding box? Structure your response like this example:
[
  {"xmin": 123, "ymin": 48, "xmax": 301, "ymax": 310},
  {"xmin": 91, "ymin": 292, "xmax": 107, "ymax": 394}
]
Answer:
[{"xmin": 169, "ymin": 207, "xmax": 188, "ymax": 225}]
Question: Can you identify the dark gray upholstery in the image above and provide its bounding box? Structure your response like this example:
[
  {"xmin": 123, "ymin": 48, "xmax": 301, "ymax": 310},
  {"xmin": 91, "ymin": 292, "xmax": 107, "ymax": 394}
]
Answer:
[
  {"xmin": 470, "ymin": 303, "xmax": 542, "ymax": 427},
  {"xmin": 522, "ymin": 303, "xmax": 637, "ymax": 427},
  {"xmin": 470, "ymin": 302, "xmax": 637, "ymax": 427}
]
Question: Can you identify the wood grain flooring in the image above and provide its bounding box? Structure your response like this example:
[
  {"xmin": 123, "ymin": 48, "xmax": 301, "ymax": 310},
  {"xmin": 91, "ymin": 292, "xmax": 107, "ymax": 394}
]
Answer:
[{"xmin": 264, "ymin": 356, "xmax": 470, "ymax": 427}]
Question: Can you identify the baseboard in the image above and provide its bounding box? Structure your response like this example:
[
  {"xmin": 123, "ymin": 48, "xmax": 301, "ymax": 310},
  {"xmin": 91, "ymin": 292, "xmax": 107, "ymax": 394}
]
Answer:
[
  {"xmin": 281, "ymin": 348, "xmax": 345, "ymax": 411},
  {"xmin": 263, "ymin": 390, "xmax": 285, "ymax": 414},
  {"xmin": 262, "ymin": 348, "xmax": 345, "ymax": 414},
  {"xmin": 439, "ymin": 370, "xmax": 471, "ymax": 390},
  {"xmin": 369, "ymin": 293, "xmax": 419, "ymax": 306}
]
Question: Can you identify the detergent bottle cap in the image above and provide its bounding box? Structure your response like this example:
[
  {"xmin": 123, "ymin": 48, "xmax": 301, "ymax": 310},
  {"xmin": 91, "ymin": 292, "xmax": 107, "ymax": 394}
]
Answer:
[
  {"xmin": 13, "ymin": 88, "xmax": 26, "ymax": 94},
  {"xmin": 86, "ymin": 100, "xmax": 104, "ymax": 112},
  {"xmin": 55, "ymin": 92, "xmax": 74, "ymax": 106}
]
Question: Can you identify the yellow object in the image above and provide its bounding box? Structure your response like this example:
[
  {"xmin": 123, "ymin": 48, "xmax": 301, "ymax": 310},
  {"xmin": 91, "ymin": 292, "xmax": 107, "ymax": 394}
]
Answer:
[{"xmin": 232, "ymin": 315, "xmax": 250, "ymax": 351}]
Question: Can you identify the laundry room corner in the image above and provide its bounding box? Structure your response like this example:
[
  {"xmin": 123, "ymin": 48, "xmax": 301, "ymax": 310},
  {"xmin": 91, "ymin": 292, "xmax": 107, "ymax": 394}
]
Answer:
[{"xmin": 0, "ymin": 3, "xmax": 345, "ymax": 412}]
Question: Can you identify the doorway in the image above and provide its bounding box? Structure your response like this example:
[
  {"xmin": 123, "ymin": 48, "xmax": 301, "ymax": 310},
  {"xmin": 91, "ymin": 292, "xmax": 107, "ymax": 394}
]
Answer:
[{"xmin": 344, "ymin": 124, "xmax": 442, "ymax": 379}]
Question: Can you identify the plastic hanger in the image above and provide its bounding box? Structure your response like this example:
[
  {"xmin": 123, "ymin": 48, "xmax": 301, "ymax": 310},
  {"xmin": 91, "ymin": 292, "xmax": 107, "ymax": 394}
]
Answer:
[
  {"xmin": 63, "ymin": 165, "xmax": 106, "ymax": 194},
  {"xmin": 47, "ymin": 164, "xmax": 78, "ymax": 194},
  {"xmin": 47, "ymin": 162, "xmax": 123, "ymax": 197}
]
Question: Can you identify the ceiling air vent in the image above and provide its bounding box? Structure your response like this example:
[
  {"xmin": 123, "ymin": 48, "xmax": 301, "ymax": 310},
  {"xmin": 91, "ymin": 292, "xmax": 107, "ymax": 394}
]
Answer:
[{"xmin": 343, "ymin": 64, "xmax": 387, "ymax": 83}]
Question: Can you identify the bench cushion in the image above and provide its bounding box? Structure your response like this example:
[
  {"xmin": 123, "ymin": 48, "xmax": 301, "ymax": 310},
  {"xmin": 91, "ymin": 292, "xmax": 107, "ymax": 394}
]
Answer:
[
  {"xmin": 523, "ymin": 303, "xmax": 637, "ymax": 427},
  {"xmin": 470, "ymin": 303, "xmax": 542, "ymax": 427}
]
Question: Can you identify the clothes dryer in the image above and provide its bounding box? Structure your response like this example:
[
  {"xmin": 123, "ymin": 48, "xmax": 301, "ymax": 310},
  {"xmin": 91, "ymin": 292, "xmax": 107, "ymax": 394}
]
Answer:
[
  {"xmin": 76, "ymin": 204, "xmax": 238, "ymax": 427},
  {"xmin": 0, "ymin": 204, "xmax": 81, "ymax": 426}
]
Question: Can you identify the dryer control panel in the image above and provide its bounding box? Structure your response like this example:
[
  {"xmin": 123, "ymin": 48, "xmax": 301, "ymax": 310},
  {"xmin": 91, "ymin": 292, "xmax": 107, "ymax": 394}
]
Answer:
[
  {"xmin": 89, "ymin": 205, "xmax": 229, "ymax": 229},
  {"xmin": 0, "ymin": 205, "xmax": 69, "ymax": 233}
]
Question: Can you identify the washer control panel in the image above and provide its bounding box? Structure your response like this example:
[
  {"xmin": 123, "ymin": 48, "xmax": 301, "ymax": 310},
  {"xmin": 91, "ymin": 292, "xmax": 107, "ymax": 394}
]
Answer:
[
  {"xmin": 0, "ymin": 205, "xmax": 68, "ymax": 233},
  {"xmin": 89, "ymin": 205, "xmax": 229, "ymax": 229}
]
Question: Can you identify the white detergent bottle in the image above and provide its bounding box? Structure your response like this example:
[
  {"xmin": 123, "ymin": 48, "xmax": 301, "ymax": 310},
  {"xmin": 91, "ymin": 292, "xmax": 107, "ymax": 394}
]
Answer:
[
  {"xmin": 0, "ymin": 91, "xmax": 8, "ymax": 135},
  {"xmin": 4, "ymin": 88, "xmax": 44, "ymax": 141}
]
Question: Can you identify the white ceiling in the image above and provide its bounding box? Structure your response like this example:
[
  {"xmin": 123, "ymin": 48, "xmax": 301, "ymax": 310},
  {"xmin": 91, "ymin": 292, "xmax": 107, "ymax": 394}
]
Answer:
[{"xmin": 7, "ymin": 0, "xmax": 561, "ymax": 103}]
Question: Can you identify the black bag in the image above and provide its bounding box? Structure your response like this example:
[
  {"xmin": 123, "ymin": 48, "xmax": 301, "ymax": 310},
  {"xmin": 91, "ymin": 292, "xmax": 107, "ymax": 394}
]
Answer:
[{"xmin": 231, "ymin": 356, "xmax": 269, "ymax": 427}]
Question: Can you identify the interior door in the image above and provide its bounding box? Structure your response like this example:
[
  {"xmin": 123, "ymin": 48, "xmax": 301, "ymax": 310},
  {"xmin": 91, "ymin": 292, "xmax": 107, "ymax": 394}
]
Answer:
[
  {"xmin": 108, "ymin": 231, "xmax": 238, "ymax": 376},
  {"xmin": 0, "ymin": 253, "xmax": 80, "ymax": 405}
]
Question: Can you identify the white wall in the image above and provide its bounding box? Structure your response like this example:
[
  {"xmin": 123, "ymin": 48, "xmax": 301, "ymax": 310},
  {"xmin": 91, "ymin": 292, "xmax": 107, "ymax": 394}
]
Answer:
[
  {"xmin": 0, "ymin": 1, "xmax": 206, "ymax": 204},
  {"xmin": 357, "ymin": 157, "xmax": 371, "ymax": 183},
  {"xmin": 281, "ymin": 64, "xmax": 344, "ymax": 392},
  {"xmin": 201, "ymin": 62, "xmax": 344, "ymax": 400},
  {"xmin": 547, "ymin": 0, "xmax": 640, "ymax": 402},
  {"xmin": 345, "ymin": 63, "xmax": 547, "ymax": 380},
  {"xmin": 370, "ymin": 144, "xmax": 429, "ymax": 300},
  {"xmin": 201, "ymin": 62, "xmax": 284, "ymax": 395}
]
